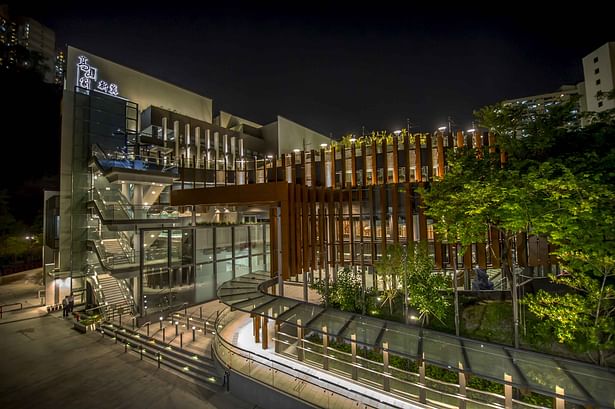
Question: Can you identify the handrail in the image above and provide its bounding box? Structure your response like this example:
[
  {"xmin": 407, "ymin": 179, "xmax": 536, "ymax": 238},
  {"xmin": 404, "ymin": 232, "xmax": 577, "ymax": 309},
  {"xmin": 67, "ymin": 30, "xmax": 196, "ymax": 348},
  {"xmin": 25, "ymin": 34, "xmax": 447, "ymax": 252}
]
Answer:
[
  {"xmin": 213, "ymin": 309, "xmax": 382, "ymax": 409},
  {"xmin": 0, "ymin": 302, "xmax": 23, "ymax": 319}
]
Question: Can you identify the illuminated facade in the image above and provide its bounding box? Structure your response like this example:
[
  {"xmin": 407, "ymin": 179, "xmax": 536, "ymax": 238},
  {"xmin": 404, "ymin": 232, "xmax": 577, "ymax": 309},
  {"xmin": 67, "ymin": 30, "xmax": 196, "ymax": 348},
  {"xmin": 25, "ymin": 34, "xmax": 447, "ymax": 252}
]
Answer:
[{"xmin": 50, "ymin": 46, "xmax": 330, "ymax": 316}]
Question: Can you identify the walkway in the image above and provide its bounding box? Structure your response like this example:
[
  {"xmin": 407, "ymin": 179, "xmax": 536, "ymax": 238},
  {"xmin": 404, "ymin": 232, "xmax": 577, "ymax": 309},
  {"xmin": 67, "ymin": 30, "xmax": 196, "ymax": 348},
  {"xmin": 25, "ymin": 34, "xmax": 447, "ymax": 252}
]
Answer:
[
  {"xmin": 0, "ymin": 314, "xmax": 252, "ymax": 409},
  {"xmin": 219, "ymin": 311, "xmax": 426, "ymax": 409},
  {"xmin": 216, "ymin": 273, "xmax": 614, "ymax": 409}
]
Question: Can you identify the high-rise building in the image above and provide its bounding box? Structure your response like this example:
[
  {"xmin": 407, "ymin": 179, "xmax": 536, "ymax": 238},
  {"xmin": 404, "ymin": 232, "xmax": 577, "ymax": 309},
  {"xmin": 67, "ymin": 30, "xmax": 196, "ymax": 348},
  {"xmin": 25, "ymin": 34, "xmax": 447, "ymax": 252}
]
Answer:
[
  {"xmin": 501, "ymin": 41, "xmax": 615, "ymax": 122},
  {"xmin": 582, "ymin": 41, "xmax": 615, "ymax": 112},
  {"xmin": 0, "ymin": 5, "xmax": 58, "ymax": 83}
]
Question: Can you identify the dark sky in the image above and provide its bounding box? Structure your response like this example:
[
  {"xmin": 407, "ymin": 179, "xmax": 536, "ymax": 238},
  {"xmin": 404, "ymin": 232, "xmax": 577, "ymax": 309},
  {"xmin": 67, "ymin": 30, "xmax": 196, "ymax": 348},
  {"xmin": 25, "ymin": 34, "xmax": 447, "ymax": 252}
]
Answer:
[{"xmin": 8, "ymin": 2, "xmax": 615, "ymax": 137}]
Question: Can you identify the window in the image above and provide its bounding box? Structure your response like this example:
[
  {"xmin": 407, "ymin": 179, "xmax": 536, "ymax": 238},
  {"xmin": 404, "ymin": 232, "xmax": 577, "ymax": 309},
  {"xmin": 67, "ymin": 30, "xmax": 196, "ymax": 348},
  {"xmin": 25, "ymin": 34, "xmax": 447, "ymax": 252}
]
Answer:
[
  {"xmin": 594, "ymin": 68, "xmax": 600, "ymax": 74},
  {"xmin": 596, "ymin": 79, "xmax": 601, "ymax": 85},
  {"xmin": 593, "ymin": 56, "xmax": 599, "ymax": 63}
]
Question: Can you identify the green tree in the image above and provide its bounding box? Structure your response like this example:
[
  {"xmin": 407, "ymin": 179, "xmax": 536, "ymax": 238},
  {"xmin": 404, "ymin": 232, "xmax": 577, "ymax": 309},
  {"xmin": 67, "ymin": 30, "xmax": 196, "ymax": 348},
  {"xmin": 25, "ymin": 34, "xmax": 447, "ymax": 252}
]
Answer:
[
  {"xmin": 524, "ymin": 164, "xmax": 615, "ymax": 365},
  {"xmin": 374, "ymin": 244, "xmax": 404, "ymax": 315},
  {"xmin": 404, "ymin": 242, "xmax": 450, "ymax": 326},
  {"xmin": 310, "ymin": 267, "xmax": 365, "ymax": 313}
]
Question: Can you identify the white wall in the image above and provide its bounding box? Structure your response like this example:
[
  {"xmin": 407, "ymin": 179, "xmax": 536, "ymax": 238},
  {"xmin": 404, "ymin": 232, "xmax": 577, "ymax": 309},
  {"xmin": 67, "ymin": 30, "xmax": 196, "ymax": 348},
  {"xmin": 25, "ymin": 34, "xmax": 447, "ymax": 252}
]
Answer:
[
  {"xmin": 583, "ymin": 42, "xmax": 615, "ymax": 113},
  {"xmin": 276, "ymin": 116, "xmax": 331, "ymax": 155},
  {"xmin": 66, "ymin": 46, "xmax": 213, "ymax": 122}
]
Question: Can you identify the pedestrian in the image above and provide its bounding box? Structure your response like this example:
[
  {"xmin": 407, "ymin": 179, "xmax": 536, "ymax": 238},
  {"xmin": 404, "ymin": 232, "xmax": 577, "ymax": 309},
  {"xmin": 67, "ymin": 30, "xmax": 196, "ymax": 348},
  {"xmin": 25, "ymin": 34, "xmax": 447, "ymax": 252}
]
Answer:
[
  {"xmin": 62, "ymin": 296, "xmax": 69, "ymax": 318},
  {"xmin": 68, "ymin": 293, "xmax": 75, "ymax": 315}
]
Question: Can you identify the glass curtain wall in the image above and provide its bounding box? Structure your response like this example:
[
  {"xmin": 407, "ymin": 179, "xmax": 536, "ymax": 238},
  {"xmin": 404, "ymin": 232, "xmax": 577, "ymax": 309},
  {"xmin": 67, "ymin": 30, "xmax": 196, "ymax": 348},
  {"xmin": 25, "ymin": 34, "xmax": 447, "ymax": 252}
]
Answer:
[{"xmin": 140, "ymin": 223, "xmax": 270, "ymax": 315}]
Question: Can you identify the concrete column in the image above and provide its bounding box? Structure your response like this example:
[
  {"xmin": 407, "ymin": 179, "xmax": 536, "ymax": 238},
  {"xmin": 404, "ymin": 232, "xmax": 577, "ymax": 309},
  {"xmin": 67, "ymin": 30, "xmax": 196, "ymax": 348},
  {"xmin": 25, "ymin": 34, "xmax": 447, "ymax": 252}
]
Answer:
[
  {"xmin": 419, "ymin": 353, "xmax": 426, "ymax": 403},
  {"xmin": 195, "ymin": 127, "xmax": 201, "ymax": 168},
  {"xmin": 185, "ymin": 124, "xmax": 191, "ymax": 165},
  {"xmin": 322, "ymin": 325, "xmax": 328, "ymax": 370},
  {"xmin": 206, "ymin": 130, "xmax": 212, "ymax": 169},
  {"xmin": 214, "ymin": 132, "xmax": 219, "ymax": 170},
  {"xmin": 459, "ymin": 362, "xmax": 467, "ymax": 409},
  {"xmin": 239, "ymin": 138, "xmax": 244, "ymax": 157},
  {"xmin": 296, "ymin": 319, "xmax": 304, "ymax": 361},
  {"xmin": 504, "ymin": 373, "xmax": 512, "ymax": 409},
  {"xmin": 351, "ymin": 334, "xmax": 358, "ymax": 380},
  {"xmin": 230, "ymin": 136, "xmax": 236, "ymax": 170},
  {"xmin": 133, "ymin": 184, "xmax": 143, "ymax": 205},
  {"xmin": 274, "ymin": 320, "xmax": 280, "ymax": 353},
  {"xmin": 162, "ymin": 117, "xmax": 168, "ymax": 143},
  {"xmin": 554, "ymin": 385, "xmax": 565, "ymax": 409},
  {"xmin": 121, "ymin": 182, "xmax": 129, "ymax": 201},
  {"xmin": 173, "ymin": 121, "xmax": 180, "ymax": 161},
  {"xmin": 383, "ymin": 341, "xmax": 390, "ymax": 391}
]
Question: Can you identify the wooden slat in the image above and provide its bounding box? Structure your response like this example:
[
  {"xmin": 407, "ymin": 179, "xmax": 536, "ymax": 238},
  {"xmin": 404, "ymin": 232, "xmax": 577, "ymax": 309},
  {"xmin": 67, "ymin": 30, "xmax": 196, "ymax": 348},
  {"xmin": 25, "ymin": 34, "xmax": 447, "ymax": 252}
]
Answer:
[
  {"xmin": 379, "ymin": 185, "xmax": 387, "ymax": 256},
  {"xmin": 361, "ymin": 144, "xmax": 367, "ymax": 187},
  {"xmin": 341, "ymin": 146, "xmax": 346, "ymax": 188},
  {"xmin": 405, "ymin": 183, "xmax": 414, "ymax": 242},
  {"xmin": 476, "ymin": 242, "xmax": 487, "ymax": 269},
  {"xmin": 425, "ymin": 133, "xmax": 433, "ymax": 181},
  {"xmin": 457, "ymin": 130, "xmax": 464, "ymax": 148},
  {"xmin": 403, "ymin": 133, "xmax": 410, "ymax": 183},
  {"xmin": 392, "ymin": 136, "xmax": 399, "ymax": 183},
  {"xmin": 392, "ymin": 185, "xmax": 399, "ymax": 244},
  {"xmin": 418, "ymin": 183, "xmax": 427, "ymax": 242},
  {"xmin": 371, "ymin": 141, "xmax": 378, "ymax": 185},
  {"xmin": 330, "ymin": 147, "xmax": 336, "ymax": 188},
  {"xmin": 415, "ymin": 133, "xmax": 422, "ymax": 182},
  {"xmin": 437, "ymin": 131, "xmax": 445, "ymax": 178},
  {"xmin": 382, "ymin": 139, "xmax": 388, "ymax": 185},
  {"xmin": 351, "ymin": 143, "xmax": 357, "ymax": 187},
  {"xmin": 490, "ymin": 226, "xmax": 501, "ymax": 268}
]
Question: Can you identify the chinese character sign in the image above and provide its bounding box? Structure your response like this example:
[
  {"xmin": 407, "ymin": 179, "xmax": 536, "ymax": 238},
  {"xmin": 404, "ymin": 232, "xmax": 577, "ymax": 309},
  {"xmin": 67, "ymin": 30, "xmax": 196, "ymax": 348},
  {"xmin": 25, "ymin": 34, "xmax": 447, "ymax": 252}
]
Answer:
[{"xmin": 76, "ymin": 56, "xmax": 119, "ymax": 97}]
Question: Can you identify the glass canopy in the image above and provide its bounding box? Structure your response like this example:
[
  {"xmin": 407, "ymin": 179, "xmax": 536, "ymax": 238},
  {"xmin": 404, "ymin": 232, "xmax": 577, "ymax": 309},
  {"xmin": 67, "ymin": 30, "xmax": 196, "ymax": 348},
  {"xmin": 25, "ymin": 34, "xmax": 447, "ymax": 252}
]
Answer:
[{"xmin": 217, "ymin": 273, "xmax": 614, "ymax": 407}]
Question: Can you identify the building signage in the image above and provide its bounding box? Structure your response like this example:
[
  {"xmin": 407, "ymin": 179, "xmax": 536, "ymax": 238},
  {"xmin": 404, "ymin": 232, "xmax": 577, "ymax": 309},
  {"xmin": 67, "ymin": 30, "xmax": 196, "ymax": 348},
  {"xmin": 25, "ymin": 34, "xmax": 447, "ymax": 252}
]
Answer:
[{"xmin": 76, "ymin": 55, "xmax": 119, "ymax": 97}]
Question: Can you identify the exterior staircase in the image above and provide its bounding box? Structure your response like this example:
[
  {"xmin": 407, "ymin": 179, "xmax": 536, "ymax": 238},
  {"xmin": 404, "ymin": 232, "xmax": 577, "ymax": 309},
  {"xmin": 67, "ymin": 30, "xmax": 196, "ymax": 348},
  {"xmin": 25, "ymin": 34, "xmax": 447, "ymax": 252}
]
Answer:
[
  {"xmin": 94, "ymin": 273, "xmax": 135, "ymax": 318},
  {"xmin": 101, "ymin": 239, "xmax": 131, "ymax": 265}
]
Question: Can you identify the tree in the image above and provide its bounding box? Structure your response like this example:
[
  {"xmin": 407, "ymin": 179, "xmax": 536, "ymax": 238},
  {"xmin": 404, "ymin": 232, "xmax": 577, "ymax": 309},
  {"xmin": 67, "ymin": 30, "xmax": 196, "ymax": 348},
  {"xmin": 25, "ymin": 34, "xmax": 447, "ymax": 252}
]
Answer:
[
  {"xmin": 374, "ymin": 244, "xmax": 404, "ymax": 315},
  {"xmin": 524, "ymin": 164, "xmax": 615, "ymax": 365},
  {"xmin": 310, "ymin": 267, "xmax": 365, "ymax": 313},
  {"xmin": 419, "ymin": 147, "xmax": 536, "ymax": 345},
  {"xmin": 404, "ymin": 242, "xmax": 450, "ymax": 327}
]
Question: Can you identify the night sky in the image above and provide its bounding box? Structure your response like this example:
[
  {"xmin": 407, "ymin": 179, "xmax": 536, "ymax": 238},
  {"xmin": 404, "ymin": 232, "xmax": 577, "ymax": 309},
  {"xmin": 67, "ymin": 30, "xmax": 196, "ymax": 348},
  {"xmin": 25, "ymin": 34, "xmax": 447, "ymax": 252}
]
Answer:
[{"xmin": 7, "ymin": 2, "xmax": 615, "ymax": 136}]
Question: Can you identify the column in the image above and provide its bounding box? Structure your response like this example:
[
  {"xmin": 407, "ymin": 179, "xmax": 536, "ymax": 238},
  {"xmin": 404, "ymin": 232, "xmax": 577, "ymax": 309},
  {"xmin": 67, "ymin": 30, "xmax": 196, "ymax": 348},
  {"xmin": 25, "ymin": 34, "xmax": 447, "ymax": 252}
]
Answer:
[
  {"xmin": 173, "ymin": 121, "xmax": 180, "ymax": 161},
  {"xmin": 382, "ymin": 341, "xmax": 390, "ymax": 391},
  {"xmin": 185, "ymin": 123, "xmax": 191, "ymax": 165},
  {"xmin": 162, "ymin": 117, "xmax": 168, "ymax": 143},
  {"xmin": 296, "ymin": 319, "xmax": 304, "ymax": 361},
  {"xmin": 121, "ymin": 182, "xmax": 129, "ymax": 200},
  {"xmin": 504, "ymin": 373, "xmax": 512, "ymax": 409},
  {"xmin": 195, "ymin": 127, "xmax": 201, "ymax": 168},
  {"xmin": 322, "ymin": 325, "xmax": 329, "ymax": 370},
  {"xmin": 261, "ymin": 316, "xmax": 268, "ymax": 350},
  {"xmin": 458, "ymin": 362, "xmax": 467, "ymax": 409},
  {"xmin": 351, "ymin": 334, "xmax": 358, "ymax": 380}
]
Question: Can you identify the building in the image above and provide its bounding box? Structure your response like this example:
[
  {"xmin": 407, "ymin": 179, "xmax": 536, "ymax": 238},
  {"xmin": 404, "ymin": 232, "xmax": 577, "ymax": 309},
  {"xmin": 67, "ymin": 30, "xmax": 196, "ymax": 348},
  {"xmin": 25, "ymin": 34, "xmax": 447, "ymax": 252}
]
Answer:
[
  {"xmin": 582, "ymin": 41, "xmax": 615, "ymax": 112},
  {"xmin": 502, "ymin": 41, "xmax": 615, "ymax": 121},
  {"xmin": 49, "ymin": 46, "xmax": 557, "ymax": 317},
  {"xmin": 502, "ymin": 83, "xmax": 585, "ymax": 124},
  {"xmin": 50, "ymin": 46, "xmax": 330, "ymax": 310},
  {"xmin": 0, "ymin": 5, "xmax": 59, "ymax": 83}
]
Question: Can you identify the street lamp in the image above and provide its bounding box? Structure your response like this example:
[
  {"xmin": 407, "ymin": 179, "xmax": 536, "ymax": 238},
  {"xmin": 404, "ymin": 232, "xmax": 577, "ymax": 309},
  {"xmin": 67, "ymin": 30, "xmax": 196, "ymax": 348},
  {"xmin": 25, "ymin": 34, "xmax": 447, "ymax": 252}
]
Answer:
[{"xmin": 25, "ymin": 235, "xmax": 34, "ymax": 262}]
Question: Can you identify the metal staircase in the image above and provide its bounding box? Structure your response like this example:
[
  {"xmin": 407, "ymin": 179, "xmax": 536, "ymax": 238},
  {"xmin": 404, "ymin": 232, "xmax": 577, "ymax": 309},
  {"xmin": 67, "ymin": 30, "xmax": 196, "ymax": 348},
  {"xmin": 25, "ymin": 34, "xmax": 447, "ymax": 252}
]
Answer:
[{"xmin": 91, "ymin": 272, "xmax": 136, "ymax": 318}]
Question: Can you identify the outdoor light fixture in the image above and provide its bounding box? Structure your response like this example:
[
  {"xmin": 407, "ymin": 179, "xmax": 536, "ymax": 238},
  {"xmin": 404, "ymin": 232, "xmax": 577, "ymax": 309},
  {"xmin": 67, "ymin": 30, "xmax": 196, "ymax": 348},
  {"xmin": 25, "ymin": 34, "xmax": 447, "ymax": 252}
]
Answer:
[
  {"xmin": 293, "ymin": 149, "xmax": 300, "ymax": 153},
  {"xmin": 266, "ymin": 154, "xmax": 273, "ymax": 159},
  {"xmin": 393, "ymin": 130, "xmax": 402, "ymax": 136},
  {"xmin": 349, "ymin": 138, "xmax": 357, "ymax": 143},
  {"xmin": 320, "ymin": 143, "xmax": 328, "ymax": 148},
  {"xmin": 438, "ymin": 126, "xmax": 447, "ymax": 131},
  {"xmin": 467, "ymin": 128, "xmax": 476, "ymax": 133}
]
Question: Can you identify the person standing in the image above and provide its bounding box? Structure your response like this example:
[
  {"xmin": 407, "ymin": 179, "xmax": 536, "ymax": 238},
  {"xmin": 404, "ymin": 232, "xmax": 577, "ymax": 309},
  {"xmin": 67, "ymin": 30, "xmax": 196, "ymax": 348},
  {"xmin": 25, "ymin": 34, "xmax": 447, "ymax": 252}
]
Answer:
[
  {"xmin": 62, "ymin": 296, "xmax": 69, "ymax": 318},
  {"xmin": 68, "ymin": 293, "xmax": 75, "ymax": 315}
]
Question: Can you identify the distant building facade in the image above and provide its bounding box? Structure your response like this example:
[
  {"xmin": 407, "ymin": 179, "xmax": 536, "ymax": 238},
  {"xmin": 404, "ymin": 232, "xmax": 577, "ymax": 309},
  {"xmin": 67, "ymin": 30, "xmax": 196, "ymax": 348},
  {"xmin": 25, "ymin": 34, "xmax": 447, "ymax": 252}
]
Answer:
[
  {"xmin": 582, "ymin": 41, "xmax": 615, "ymax": 112},
  {"xmin": 0, "ymin": 4, "xmax": 63, "ymax": 84},
  {"xmin": 502, "ymin": 41, "xmax": 615, "ymax": 122}
]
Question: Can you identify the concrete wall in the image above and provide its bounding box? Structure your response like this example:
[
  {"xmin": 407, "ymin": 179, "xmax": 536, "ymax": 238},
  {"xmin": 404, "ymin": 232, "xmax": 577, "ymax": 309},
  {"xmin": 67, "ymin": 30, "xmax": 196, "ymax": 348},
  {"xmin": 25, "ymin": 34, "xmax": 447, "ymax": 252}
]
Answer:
[
  {"xmin": 583, "ymin": 42, "xmax": 615, "ymax": 112},
  {"xmin": 276, "ymin": 116, "xmax": 331, "ymax": 155},
  {"xmin": 216, "ymin": 111, "xmax": 262, "ymax": 129},
  {"xmin": 59, "ymin": 46, "xmax": 215, "ymax": 272},
  {"xmin": 65, "ymin": 46, "xmax": 213, "ymax": 122}
]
